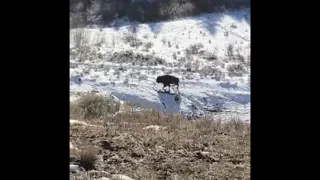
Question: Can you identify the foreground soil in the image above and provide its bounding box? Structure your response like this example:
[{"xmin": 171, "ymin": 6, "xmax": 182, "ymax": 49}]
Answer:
[{"xmin": 70, "ymin": 110, "xmax": 250, "ymax": 180}]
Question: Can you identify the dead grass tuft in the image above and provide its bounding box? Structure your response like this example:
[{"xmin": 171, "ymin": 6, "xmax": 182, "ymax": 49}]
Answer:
[
  {"xmin": 79, "ymin": 146, "xmax": 99, "ymax": 171},
  {"xmin": 70, "ymin": 94, "xmax": 121, "ymax": 120}
]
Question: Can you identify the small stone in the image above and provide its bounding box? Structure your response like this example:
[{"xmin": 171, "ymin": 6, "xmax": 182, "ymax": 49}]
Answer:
[
  {"xmin": 143, "ymin": 125, "xmax": 165, "ymax": 131},
  {"xmin": 70, "ymin": 164, "xmax": 79, "ymax": 173},
  {"xmin": 99, "ymin": 177, "xmax": 111, "ymax": 180},
  {"xmin": 111, "ymin": 174, "xmax": 135, "ymax": 180},
  {"xmin": 235, "ymin": 164, "xmax": 246, "ymax": 170},
  {"xmin": 100, "ymin": 140, "xmax": 113, "ymax": 150},
  {"xmin": 196, "ymin": 151, "xmax": 219, "ymax": 162},
  {"xmin": 70, "ymin": 142, "xmax": 78, "ymax": 151}
]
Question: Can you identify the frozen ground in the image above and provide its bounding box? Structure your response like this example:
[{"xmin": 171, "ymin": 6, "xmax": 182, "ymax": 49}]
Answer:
[{"xmin": 70, "ymin": 9, "xmax": 250, "ymax": 122}]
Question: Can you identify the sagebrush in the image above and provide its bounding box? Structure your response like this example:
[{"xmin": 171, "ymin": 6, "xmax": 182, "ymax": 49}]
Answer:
[{"xmin": 70, "ymin": 94, "xmax": 120, "ymax": 120}]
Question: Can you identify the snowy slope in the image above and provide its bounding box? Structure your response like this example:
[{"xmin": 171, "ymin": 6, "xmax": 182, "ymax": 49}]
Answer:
[{"xmin": 70, "ymin": 9, "xmax": 250, "ymax": 122}]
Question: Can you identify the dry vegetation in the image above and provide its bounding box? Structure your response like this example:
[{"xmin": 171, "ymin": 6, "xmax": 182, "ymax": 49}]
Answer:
[
  {"xmin": 70, "ymin": 94, "xmax": 121, "ymax": 120},
  {"xmin": 108, "ymin": 51, "xmax": 166, "ymax": 66},
  {"xmin": 70, "ymin": 94, "xmax": 250, "ymax": 180}
]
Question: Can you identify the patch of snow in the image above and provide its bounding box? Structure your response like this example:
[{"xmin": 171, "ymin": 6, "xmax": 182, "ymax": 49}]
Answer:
[{"xmin": 70, "ymin": 9, "xmax": 250, "ymax": 122}]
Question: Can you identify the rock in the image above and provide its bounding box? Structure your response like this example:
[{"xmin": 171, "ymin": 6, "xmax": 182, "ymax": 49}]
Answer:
[
  {"xmin": 106, "ymin": 155, "xmax": 122, "ymax": 164},
  {"xmin": 143, "ymin": 125, "xmax": 165, "ymax": 131},
  {"xmin": 195, "ymin": 151, "xmax": 219, "ymax": 162},
  {"xmin": 99, "ymin": 178, "xmax": 111, "ymax": 180},
  {"xmin": 196, "ymin": 151, "xmax": 210, "ymax": 158},
  {"xmin": 100, "ymin": 140, "xmax": 113, "ymax": 150},
  {"xmin": 70, "ymin": 119, "xmax": 103, "ymax": 127},
  {"xmin": 111, "ymin": 174, "xmax": 135, "ymax": 180},
  {"xmin": 71, "ymin": 75, "xmax": 82, "ymax": 85},
  {"xmin": 70, "ymin": 164, "xmax": 80, "ymax": 173},
  {"xmin": 70, "ymin": 142, "xmax": 74, "ymax": 149},
  {"xmin": 70, "ymin": 141, "xmax": 78, "ymax": 151},
  {"xmin": 70, "ymin": 119, "xmax": 90, "ymax": 126},
  {"xmin": 235, "ymin": 164, "xmax": 246, "ymax": 170}
]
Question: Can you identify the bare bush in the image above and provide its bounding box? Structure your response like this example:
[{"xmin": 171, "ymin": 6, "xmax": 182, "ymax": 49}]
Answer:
[
  {"xmin": 227, "ymin": 64, "xmax": 247, "ymax": 77},
  {"xmin": 202, "ymin": 51, "xmax": 218, "ymax": 61},
  {"xmin": 185, "ymin": 73, "xmax": 195, "ymax": 80},
  {"xmin": 109, "ymin": 51, "xmax": 166, "ymax": 66},
  {"xmin": 178, "ymin": 57, "xmax": 186, "ymax": 66},
  {"xmin": 144, "ymin": 41, "xmax": 154, "ymax": 51},
  {"xmin": 161, "ymin": 38, "xmax": 166, "ymax": 45},
  {"xmin": 184, "ymin": 62, "xmax": 193, "ymax": 71},
  {"xmin": 151, "ymin": 69, "xmax": 157, "ymax": 75},
  {"xmin": 122, "ymin": 32, "xmax": 142, "ymax": 48},
  {"xmin": 185, "ymin": 43, "xmax": 204, "ymax": 56},
  {"xmin": 167, "ymin": 62, "xmax": 174, "ymax": 67},
  {"xmin": 113, "ymin": 68, "xmax": 121, "ymax": 77},
  {"xmin": 199, "ymin": 66, "xmax": 215, "ymax": 76},
  {"xmin": 138, "ymin": 74, "xmax": 148, "ymax": 82},
  {"xmin": 124, "ymin": 78, "xmax": 129, "ymax": 85},
  {"xmin": 160, "ymin": 0, "xmax": 200, "ymax": 20},
  {"xmin": 73, "ymin": 46, "xmax": 98, "ymax": 62},
  {"xmin": 236, "ymin": 53, "xmax": 246, "ymax": 63},
  {"xmin": 224, "ymin": 31, "xmax": 229, "ymax": 37},
  {"xmin": 118, "ymin": 65, "xmax": 127, "ymax": 72},
  {"xmin": 231, "ymin": 23, "xmax": 237, "ymax": 28},
  {"xmin": 227, "ymin": 44, "xmax": 234, "ymax": 57},
  {"xmin": 172, "ymin": 52, "xmax": 177, "ymax": 60}
]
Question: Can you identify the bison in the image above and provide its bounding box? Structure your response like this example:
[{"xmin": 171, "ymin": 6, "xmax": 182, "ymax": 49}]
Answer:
[{"xmin": 156, "ymin": 75, "xmax": 180, "ymax": 92}]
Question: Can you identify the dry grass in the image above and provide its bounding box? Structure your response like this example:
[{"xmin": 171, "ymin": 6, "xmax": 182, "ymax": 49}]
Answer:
[
  {"xmin": 185, "ymin": 43, "xmax": 204, "ymax": 56},
  {"xmin": 70, "ymin": 99, "xmax": 250, "ymax": 180},
  {"xmin": 122, "ymin": 33, "xmax": 143, "ymax": 48},
  {"xmin": 227, "ymin": 63, "xmax": 247, "ymax": 77},
  {"xmin": 70, "ymin": 94, "xmax": 121, "ymax": 120}
]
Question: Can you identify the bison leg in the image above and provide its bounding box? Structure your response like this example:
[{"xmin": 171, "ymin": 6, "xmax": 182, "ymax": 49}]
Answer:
[
  {"xmin": 163, "ymin": 84, "xmax": 170, "ymax": 92},
  {"xmin": 162, "ymin": 85, "xmax": 168, "ymax": 92},
  {"xmin": 175, "ymin": 84, "xmax": 180, "ymax": 94}
]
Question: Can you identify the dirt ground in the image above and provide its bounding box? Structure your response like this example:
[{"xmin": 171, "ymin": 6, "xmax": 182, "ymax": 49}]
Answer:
[{"xmin": 70, "ymin": 110, "xmax": 250, "ymax": 180}]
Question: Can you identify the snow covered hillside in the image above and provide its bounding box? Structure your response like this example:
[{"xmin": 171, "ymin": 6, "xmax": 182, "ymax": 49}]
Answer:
[{"xmin": 70, "ymin": 9, "xmax": 250, "ymax": 122}]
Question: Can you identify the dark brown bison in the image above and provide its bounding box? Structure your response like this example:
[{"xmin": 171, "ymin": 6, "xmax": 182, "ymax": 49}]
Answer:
[{"xmin": 156, "ymin": 75, "xmax": 179, "ymax": 92}]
